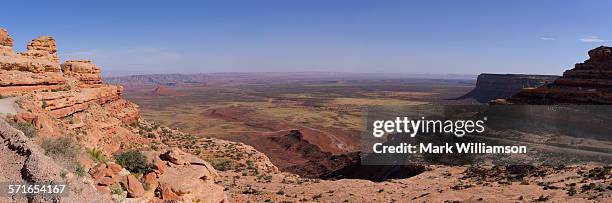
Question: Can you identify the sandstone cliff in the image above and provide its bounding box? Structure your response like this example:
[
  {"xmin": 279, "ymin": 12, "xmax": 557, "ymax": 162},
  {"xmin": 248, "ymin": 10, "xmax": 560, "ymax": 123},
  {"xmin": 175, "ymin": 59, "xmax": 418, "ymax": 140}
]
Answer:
[
  {"xmin": 498, "ymin": 46, "xmax": 612, "ymax": 104},
  {"xmin": 457, "ymin": 74, "xmax": 558, "ymax": 103},
  {"xmin": 0, "ymin": 28, "xmax": 228, "ymax": 202}
]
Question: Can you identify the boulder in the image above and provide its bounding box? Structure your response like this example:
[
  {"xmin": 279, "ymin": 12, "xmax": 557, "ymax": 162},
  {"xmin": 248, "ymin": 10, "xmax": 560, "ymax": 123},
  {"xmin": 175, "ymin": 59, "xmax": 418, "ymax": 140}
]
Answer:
[
  {"xmin": 89, "ymin": 163, "xmax": 107, "ymax": 180},
  {"xmin": 160, "ymin": 148, "xmax": 188, "ymax": 165},
  {"xmin": 160, "ymin": 185, "xmax": 182, "ymax": 201},
  {"xmin": 158, "ymin": 162, "xmax": 225, "ymax": 202},
  {"xmin": 97, "ymin": 177, "xmax": 114, "ymax": 186},
  {"xmin": 143, "ymin": 172, "xmax": 158, "ymax": 191},
  {"xmin": 107, "ymin": 163, "xmax": 123, "ymax": 174},
  {"xmin": 122, "ymin": 175, "xmax": 145, "ymax": 198},
  {"xmin": 141, "ymin": 151, "xmax": 167, "ymax": 175}
]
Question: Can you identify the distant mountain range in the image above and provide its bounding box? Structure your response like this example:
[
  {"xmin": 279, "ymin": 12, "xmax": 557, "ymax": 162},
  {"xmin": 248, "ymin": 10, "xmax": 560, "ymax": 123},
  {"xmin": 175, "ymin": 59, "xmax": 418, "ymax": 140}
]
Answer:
[{"xmin": 103, "ymin": 72, "xmax": 477, "ymax": 87}]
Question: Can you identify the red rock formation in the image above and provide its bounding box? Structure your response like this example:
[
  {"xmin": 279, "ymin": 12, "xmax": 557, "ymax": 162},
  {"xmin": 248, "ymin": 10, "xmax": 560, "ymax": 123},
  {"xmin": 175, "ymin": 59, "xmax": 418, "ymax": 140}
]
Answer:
[
  {"xmin": 0, "ymin": 28, "xmax": 13, "ymax": 54},
  {"xmin": 0, "ymin": 28, "xmax": 138, "ymax": 123},
  {"xmin": 499, "ymin": 46, "xmax": 612, "ymax": 104},
  {"xmin": 20, "ymin": 36, "xmax": 60, "ymax": 69},
  {"xmin": 0, "ymin": 35, "xmax": 60, "ymax": 74},
  {"xmin": 1, "ymin": 28, "xmax": 229, "ymax": 202},
  {"xmin": 61, "ymin": 60, "xmax": 103, "ymax": 85},
  {"xmin": 102, "ymin": 99, "xmax": 140, "ymax": 124},
  {"xmin": 0, "ymin": 29, "xmax": 66, "ymax": 96},
  {"xmin": 35, "ymin": 86, "xmax": 123, "ymax": 118},
  {"xmin": 457, "ymin": 73, "xmax": 558, "ymax": 103}
]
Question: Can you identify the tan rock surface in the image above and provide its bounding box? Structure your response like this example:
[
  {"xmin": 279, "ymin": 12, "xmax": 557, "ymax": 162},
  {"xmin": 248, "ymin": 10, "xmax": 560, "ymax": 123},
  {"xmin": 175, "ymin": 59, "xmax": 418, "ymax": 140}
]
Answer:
[
  {"xmin": 0, "ymin": 28, "xmax": 13, "ymax": 55},
  {"xmin": 61, "ymin": 60, "xmax": 103, "ymax": 85},
  {"xmin": 123, "ymin": 175, "xmax": 145, "ymax": 198},
  {"xmin": 20, "ymin": 36, "xmax": 60, "ymax": 69},
  {"xmin": 0, "ymin": 28, "xmax": 13, "ymax": 47}
]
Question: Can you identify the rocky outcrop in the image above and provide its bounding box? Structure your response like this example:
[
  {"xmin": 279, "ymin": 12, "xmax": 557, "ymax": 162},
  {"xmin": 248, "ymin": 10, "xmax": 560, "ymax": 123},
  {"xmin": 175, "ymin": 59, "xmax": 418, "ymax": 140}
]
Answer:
[
  {"xmin": 61, "ymin": 60, "xmax": 103, "ymax": 85},
  {"xmin": 0, "ymin": 70, "xmax": 66, "ymax": 96},
  {"xmin": 0, "ymin": 29, "xmax": 65, "ymax": 96},
  {"xmin": 35, "ymin": 85, "xmax": 123, "ymax": 118},
  {"xmin": 0, "ymin": 28, "xmax": 13, "ymax": 54},
  {"xmin": 0, "ymin": 27, "xmax": 231, "ymax": 202},
  {"xmin": 0, "ymin": 119, "xmax": 113, "ymax": 202},
  {"xmin": 457, "ymin": 74, "xmax": 558, "ymax": 103},
  {"xmin": 147, "ymin": 149, "xmax": 227, "ymax": 202},
  {"xmin": 102, "ymin": 99, "xmax": 140, "ymax": 124},
  {"xmin": 499, "ymin": 46, "xmax": 612, "ymax": 104},
  {"xmin": 20, "ymin": 36, "xmax": 60, "ymax": 68},
  {"xmin": 0, "ymin": 28, "xmax": 138, "ymax": 122}
]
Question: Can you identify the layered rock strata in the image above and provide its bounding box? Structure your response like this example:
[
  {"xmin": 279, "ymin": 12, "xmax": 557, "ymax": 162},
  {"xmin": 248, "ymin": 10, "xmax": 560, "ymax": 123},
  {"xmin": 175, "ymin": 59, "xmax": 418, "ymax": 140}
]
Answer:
[
  {"xmin": 0, "ymin": 30, "xmax": 65, "ymax": 96},
  {"xmin": 0, "ymin": 27, "xmax": 228, "ymax": 202},
  {"xmin": 457, "ymin": 73, "xmax": 558, "ymax": 103},
  {"xmin": 0, "ymin": 28, "xmax": 138, "ymax": 123},
  {"xmin": 61, "ymin": 60, "xmax": 103, "ymax": 85},
  {"xmin": 498, "ymin": 46, "xmax": 612, "ymax": 104}
]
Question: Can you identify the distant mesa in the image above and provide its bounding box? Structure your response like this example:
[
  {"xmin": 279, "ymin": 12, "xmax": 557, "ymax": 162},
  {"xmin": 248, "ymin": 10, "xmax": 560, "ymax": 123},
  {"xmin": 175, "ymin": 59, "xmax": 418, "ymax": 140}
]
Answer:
[
  {"xmin": 496, "ymin": 46, "xmax": 612, "ymax": 104},
  {"xmin": 147, "ymin": 86, "xmax": 182, "ymax": 96},
  {"xmin": 456, "ymin": 73, "xmax": 558, "ymax": 103}
]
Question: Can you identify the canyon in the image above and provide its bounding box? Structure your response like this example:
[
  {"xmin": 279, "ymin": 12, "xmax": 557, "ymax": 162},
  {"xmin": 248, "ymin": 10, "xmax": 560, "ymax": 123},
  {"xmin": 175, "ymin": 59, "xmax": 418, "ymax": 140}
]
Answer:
[{"xmin": 1, "ymin": 27, "xmax": 611, "ymax": 202}]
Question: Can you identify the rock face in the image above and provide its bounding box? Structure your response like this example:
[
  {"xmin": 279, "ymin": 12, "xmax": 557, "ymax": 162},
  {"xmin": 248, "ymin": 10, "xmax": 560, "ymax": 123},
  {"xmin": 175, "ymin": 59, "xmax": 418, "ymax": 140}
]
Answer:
[
  {"xmin": 0, "ymin": 30, "xmax": 65, "ymax": 96},
  {"xmin": 0, "ymin": 28, "xmax": 13, "ymax": 54},
  {"xmin": 1, "ymin": 27, "xmax": 229, "ymax": 202},
  {"xmin": 36, "ymin": 86, "xmax": 123, "ymax": 118},
  {"xmin": 500, "ymin": 46, "xmax": 612, "ymax": 104},
  {"xmin": 457, "ymin": 74, "xmax": 558, "ymax": 103},
  {"xmin": 61, "ymin": 60, "xmax": 102, "ymax": 85},
  {"xmin": 21, "ymin": 36, "xmax": 60, "ymax": 66},
  {"xmin": 0, "ymin": 28, "xmax": 138, "ymax": 124}
]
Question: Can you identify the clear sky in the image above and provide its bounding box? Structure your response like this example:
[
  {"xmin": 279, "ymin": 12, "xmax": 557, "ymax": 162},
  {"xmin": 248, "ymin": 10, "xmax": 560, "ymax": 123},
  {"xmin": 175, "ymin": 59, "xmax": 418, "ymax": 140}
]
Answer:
[{"xmin": 3, "ymin": 0, "xmax": 612, "ymax": 76}]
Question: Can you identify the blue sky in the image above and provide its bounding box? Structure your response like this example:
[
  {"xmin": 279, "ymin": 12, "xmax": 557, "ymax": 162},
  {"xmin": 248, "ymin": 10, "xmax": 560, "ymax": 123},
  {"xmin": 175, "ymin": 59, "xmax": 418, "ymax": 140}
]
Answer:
[{"xmin": 3, "ymin": 0, "xmax": 612, "ymax": 76}]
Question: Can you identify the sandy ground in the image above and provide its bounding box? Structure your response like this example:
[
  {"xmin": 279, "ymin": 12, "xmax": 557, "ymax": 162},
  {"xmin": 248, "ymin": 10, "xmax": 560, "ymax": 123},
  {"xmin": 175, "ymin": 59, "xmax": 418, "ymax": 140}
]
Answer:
[{"xmin": 0, "ymin": 97, "xmax": 19, "ymax": 115}]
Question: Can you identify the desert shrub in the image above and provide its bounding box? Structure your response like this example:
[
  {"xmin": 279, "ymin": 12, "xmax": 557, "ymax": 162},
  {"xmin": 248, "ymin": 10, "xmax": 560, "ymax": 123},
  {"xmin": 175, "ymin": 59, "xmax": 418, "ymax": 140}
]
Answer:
[
  {"xmin": 206, "ymin": 157, "xmax": 233, "ymax": 171},
  {"xmin": 60, "ymin": 170, "xmax": 67, "ymax": 179},
  {"xmin": 12, "ymin": 121, "xmax": 38, "ymax": 138},
  {"xmin": 40, "ymin": 136, "xmax": 79, "ymax": 162},
  {"xmin": 535, "ymin": 195, "xmax": 550, "ymax": 202},
  {"xmin": 75, "ymin": 162, "xmax": 86, "ymax": 177},
  {"xmin": 147, "ymin": 132, "xmax": 156, "ymax": 138},
  {"xmin": 87, "ymin": 148, "xmax": 107, "ymax": 163},
  {"xmin": 567, "ymin": 186, "xmax": 577, "ymax": 196},
  {"xmin": 109, "ymin": 183, "xmax": 125, "ymax": 195},
  {"xmin": 241, "ymin": 186, "xmax": 262, "ymax": 195},
  {"xmin": 116, "ymin": 150, "xmax": 151, "ymax": 174}
]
